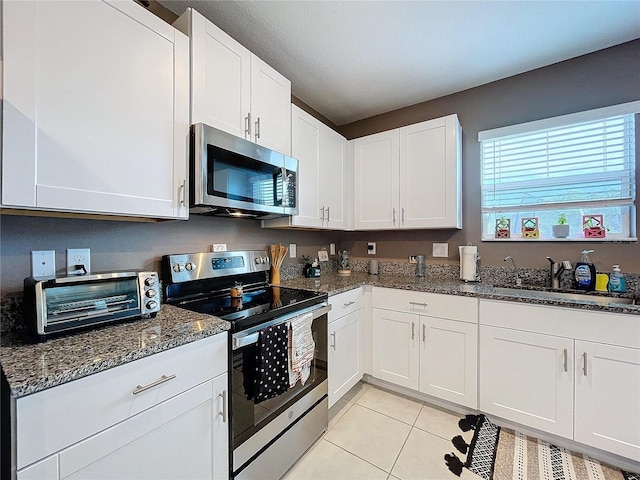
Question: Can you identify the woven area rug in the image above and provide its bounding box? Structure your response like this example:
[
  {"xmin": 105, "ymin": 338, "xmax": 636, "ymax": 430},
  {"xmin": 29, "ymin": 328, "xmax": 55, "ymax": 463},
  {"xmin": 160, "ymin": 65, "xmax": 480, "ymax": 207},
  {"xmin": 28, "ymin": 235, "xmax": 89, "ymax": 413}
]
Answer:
[{"xmin": 445, "ymin": 414, "xmax": 640, "ymax": 480}]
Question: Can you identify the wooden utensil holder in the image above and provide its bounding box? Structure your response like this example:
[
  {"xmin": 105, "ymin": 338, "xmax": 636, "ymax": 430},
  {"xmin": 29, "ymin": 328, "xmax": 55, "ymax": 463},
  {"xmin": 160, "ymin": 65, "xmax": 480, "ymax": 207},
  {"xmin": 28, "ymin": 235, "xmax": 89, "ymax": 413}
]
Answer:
[{"xmin": 270, "ymin": 267, "xmax": 281, "ymax": 285}]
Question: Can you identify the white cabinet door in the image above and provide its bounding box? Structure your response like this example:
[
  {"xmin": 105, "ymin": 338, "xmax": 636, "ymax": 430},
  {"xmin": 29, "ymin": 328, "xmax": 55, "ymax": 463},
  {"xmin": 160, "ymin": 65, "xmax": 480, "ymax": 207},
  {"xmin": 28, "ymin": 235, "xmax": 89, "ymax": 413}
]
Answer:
[
  {"xmin": 320, "ymin": 127, "xmax": 347, "ymax": 229},
  {"xmin": 329, "ymin": 309, "xmax": 363, "ymax": 407},
  {"xmin": 574, "ymin": 341, "xmax": 640, "ymax": 461},
  {"xmin": 420, "ymin": 317, "xmax": 477, "ymax": 409},
  {"xmin": 479, "ymin": 325, "xmax": 574, "ymax": 439},
  {"xmin": 250, "ymin": 54, "xmax": 291, "ymax": 155},
  {"xmin": 399, "ymin": 115, "xmax": 461, "ymax": 228},
  {"xmin": 289, "ymin": 105, "xmax": 322, "ymax": 227},
  {"xmin": 2, "ymin": 0, "xmax": 189, "ymax": 219},
  {"xmin": 187, "ymin": 8, "xmax": 250, "ymax": 138},
  {"xmin": 372, "ymin": 308, "xmax": 419, "ymax": 390},
  {"xmin": 353, "ymin": 130, "xmax": 400, "ymax": 230},
  {"xmin": 17, "ymin": 456, "xmax": 59, "ymax": 480},
  {"xmin": 212, "ymin": 373, "xmax": 230, "ymax": 480},
  {"xmin": 59, "ymin": 379, "xmax": 224, "ymax": 480}
]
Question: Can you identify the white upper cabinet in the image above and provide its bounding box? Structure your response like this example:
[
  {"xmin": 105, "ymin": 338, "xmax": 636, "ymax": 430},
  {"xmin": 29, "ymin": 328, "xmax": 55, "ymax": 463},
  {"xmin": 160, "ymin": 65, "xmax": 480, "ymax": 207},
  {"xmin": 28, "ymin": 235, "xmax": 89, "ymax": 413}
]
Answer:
[
  {"xmin": 263, "ymin": 105, "xmax": 347, "ymax": 229},
  {"xmin": 353, "ymin": 114, "xmax": 462, "ymax": 230},
  {"xmin": 2, "ymin": 0, "xmax": 189, "ymax": 219},
  {"xmin": 175, "ymin": 8, "xmax": 291, "ymax": 155}
]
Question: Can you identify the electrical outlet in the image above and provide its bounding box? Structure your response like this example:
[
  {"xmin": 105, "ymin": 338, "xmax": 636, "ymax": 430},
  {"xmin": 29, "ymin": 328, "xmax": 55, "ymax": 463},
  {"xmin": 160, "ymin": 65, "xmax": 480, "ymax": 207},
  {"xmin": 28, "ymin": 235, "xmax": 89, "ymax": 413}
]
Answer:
[
  {"xmin": 67, "ymin": 248, "xmax": 91, "ymax": 275},
  {"xmin": 31, "ymin": 250, "xmax": 56, "ymax": 277},
  {"xmin": 211, "ymin": 244, "xmax": 227, "ymax": 252},
  {"xmin": 367, "ymin": 242, "xmax": 376, "ymax": 255},
  {"xmin": 409, "ymin": 255, "xmax": 418, "ymax": 264},
  {"xmin": 289, "ymin": 243, "xmax": 297, "ymax": 258}
]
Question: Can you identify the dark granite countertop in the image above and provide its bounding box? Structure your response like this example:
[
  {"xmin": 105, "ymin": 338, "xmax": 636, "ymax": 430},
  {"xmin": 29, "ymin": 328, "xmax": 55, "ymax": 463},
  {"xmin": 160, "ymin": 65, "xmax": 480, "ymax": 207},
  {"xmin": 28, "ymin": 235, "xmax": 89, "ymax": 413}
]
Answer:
[
  {"xmin": 0, "ymin": 304, "xmax": 229, "ymax": 398},
  {"xmin": 280, "ymin": 272, "xmax": 640, "ymax": 316}
]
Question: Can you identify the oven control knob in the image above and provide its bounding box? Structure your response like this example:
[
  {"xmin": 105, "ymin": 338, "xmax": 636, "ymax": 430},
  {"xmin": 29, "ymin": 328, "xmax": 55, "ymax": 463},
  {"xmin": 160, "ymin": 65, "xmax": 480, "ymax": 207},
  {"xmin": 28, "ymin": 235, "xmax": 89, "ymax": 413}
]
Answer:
[
  {"xmin": 146, "ymin": 300, "xmax": 158, "ymax": 310},
  {"xmin": 185, "ymin": 262, "xmax": 196, "ymax": 271},
  {"xmin": 146, "ymin": 289, "xmax": 157, "ymax": 298},
  {"xmin": 255, "ymin": 257, "xmax": 262, "ymax": 264},
  {"xmin": 144, "ymin": 277, "xmax": 156, "ymax": 287},
  {"xmin": 173, "ymin": 264, "xmax": 184, "ymax": 273}
]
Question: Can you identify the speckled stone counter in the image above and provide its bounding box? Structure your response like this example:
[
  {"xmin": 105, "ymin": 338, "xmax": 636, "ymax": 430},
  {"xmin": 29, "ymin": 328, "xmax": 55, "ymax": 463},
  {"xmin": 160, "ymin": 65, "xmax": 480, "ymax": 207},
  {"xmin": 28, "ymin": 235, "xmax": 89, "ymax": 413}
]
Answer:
[
  {"xmin": 280, "ymin": 272, "xmax": 640, "ymax": 315},
  {"xmin": 0, "ymin": 304, "xmax": 229, "ymax": 398}
]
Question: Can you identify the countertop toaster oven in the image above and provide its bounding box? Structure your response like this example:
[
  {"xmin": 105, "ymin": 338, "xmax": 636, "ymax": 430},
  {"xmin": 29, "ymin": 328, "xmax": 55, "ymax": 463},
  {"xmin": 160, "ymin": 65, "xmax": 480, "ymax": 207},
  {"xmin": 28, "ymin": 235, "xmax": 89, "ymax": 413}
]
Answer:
[{"xmin": 23, "ymin": 271, "xmax": 161, "ymax": 341}]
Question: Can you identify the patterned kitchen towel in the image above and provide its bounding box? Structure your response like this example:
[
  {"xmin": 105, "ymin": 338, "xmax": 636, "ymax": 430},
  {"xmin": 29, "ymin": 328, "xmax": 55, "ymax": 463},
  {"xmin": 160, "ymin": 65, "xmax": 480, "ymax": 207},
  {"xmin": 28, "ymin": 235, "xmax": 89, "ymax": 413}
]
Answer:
[
  {"xmin": 253, "ymin": 322, "xmax": 289, "ymax": 403},
  {"xmin": 288, "ymin": 312, "xmax": 315, "ymax": 387}
]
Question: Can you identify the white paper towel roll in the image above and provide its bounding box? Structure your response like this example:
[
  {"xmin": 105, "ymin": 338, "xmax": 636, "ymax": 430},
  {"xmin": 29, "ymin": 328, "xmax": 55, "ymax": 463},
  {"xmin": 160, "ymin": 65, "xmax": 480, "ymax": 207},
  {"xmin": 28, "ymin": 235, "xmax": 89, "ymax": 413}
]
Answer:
[{"xmin": 459, "ymin": 245, "xmax": 480, "ymax": 282}]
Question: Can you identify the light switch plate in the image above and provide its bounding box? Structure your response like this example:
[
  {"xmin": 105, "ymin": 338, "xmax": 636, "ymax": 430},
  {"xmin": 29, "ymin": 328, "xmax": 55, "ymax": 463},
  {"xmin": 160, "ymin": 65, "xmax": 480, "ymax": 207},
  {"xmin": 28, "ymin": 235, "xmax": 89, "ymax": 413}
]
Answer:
[
  {"xmin": 212, "ymin": 244, "xmax": 227, "ymax": 252},
  {"xmin": 329, "ymin": 243, "xmax": 336, "ymax": 255},
  {"xmin": 31, "ymin": 250, "xmax": 56, "ymax": 277},
  {"xmin": 433, "ymin": 243, "xmax": 449, "ymax": 258},
  {"xmin": 289, "ymin": 243, "xmax": 297, "ymax": 258}
]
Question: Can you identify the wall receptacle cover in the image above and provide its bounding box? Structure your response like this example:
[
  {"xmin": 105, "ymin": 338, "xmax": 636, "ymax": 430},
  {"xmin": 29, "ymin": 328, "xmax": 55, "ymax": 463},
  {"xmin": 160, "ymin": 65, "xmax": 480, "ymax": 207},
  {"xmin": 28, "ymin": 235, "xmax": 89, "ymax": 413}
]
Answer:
[
  {"xmin": 32, "ymin": 250, "xmax": 56, "ymax": 277},
  {"xmin": 432, "ymin": 243, "xmax": 449, "ymax": 258},
  {"xmin": 67, "ymin": 248, "xmax": 91, "ymax": 275},
  {"xmin": 367, "ymin": 242, "xmax": 376, "ymax": 255}
]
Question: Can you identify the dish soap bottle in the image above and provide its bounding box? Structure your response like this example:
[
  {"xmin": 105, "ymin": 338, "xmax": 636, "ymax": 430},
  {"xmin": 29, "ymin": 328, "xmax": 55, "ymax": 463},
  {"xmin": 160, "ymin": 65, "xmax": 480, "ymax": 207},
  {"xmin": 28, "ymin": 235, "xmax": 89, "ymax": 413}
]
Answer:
[
  {"xmin": 608, "ymin": 265, "xmax": 627, "ymax": 293},
  {"xmin": 574, "ymin": 250, "xmax": 596, "ymax": 291}
]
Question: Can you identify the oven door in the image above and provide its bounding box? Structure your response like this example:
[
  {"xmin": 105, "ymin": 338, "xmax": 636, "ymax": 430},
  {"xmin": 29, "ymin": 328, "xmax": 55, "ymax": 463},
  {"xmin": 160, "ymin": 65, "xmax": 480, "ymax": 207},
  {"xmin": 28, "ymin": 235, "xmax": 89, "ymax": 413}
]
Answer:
[{"xmin": 230, "ymin": 304, "xmax": 329, "ymax": 474}]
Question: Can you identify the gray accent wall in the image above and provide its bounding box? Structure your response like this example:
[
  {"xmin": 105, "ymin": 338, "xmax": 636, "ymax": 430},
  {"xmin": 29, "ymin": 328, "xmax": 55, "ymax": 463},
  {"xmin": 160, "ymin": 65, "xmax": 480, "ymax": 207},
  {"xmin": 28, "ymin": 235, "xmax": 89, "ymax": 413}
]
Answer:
[{"xmin": 1, "ymin": 40, "xmax": 638, "ymax": 296}]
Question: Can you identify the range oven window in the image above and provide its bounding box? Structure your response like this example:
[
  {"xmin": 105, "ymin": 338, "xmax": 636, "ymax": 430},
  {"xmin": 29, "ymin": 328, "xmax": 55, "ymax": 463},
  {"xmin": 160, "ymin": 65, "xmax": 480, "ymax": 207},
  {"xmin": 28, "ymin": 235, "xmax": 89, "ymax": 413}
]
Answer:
[
  {"xmin": 231, "ymin": 314, "xmax": 327, "ymax": 449},
  {"xmin": 44, "ymin": 278, "xmax": 140, "ymax": 325}
]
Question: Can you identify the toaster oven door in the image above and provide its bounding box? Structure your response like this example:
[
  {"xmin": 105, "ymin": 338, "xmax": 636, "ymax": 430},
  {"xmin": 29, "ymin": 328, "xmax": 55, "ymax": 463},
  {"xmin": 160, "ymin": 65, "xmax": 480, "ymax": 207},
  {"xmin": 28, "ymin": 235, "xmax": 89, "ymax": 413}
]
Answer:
[{"xmin": 42, "ymin": 277, "xmax": 141, "ymax": 332}]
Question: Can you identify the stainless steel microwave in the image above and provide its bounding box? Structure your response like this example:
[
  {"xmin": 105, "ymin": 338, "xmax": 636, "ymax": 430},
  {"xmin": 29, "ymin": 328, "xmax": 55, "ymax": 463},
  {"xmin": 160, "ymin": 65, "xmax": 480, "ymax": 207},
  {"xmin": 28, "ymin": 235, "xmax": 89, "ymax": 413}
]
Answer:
[{"xmin": 190, "ymin": 123, "xmax": 298, "ymax": 218}]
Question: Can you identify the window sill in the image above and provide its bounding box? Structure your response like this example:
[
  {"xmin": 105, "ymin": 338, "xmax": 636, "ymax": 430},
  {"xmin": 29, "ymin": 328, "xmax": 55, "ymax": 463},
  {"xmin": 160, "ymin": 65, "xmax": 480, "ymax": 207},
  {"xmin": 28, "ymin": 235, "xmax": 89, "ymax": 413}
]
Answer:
[{"xmin": 482, "ymin": 236, "xmax": 638, "ymax": 243}]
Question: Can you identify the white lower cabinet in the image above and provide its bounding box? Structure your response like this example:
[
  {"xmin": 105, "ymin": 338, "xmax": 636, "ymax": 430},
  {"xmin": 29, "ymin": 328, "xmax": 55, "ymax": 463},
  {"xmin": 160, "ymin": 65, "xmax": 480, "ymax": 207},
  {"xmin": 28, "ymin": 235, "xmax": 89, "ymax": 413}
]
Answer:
[
  {"xmin": 479, "ymin": 299, "xmax": 640, "ymax": 462},
  {"xmin": 479, "ymin": 325, "xmax": 574, "ymax": 438},
  {"xmin": 14, "ymin": 333, "xmax": 229, "ymax": 480},
  {"xmin": 328, "ymin": 289, "xmax": 364, "ymax": 407},
  {"xmin": 574, "ymin": 340, "xmax": 640, "ymax": 461},
  {"xmin": 371, "ymin": 287, "xmax": 478, "ymax": 408}
]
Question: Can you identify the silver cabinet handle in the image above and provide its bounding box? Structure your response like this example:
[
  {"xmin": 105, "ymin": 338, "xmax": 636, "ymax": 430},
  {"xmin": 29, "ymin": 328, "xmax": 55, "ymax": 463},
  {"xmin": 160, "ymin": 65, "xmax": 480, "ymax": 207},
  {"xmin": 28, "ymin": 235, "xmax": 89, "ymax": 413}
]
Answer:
[
  {"xmin": 423, "ymin": 324, "xmax": 426, "ymax": 343},
  {"xmin": 393, "ymin": 208, "xmax": 396, "ymax": 225},
  {"xmin": 563, "ymin": 349, "xmax": 568, "ymax": 372},
  {"xmin": 409, "ymin": 301, "xmax": 428, "ymax": 308},
  {"xmin": 411, "ymin": 322, "xmax": 415, "ymax": 340},
  {"xmin": 320, "ymin": 206, "xmax": 325, "ymax": 222},
  {"xmin": 218, "ymin": 389, "xmax": 227, "ymax": 423},
  {"xmin": 245, "ymin": 113, "xmax": 251, "ymax": 138},
  {"xmin": 583, "ymin": 352, "xmax": 588, "ymax": 376},
  {"xmin": 343, "ymin": 301, "xmax": 356, "ymax": 307},
  {"xmin": 132, "ymin": 374, "xmax": 176, "ymax": 395},
  {"xmin": 255, "ymin": 117, "xmax": 261, "ymax": 140},
  {"xmin": 402, "ymin": 208, "xmax": 405, "ymax": 224},
  {"xmin": 330, "ymin": 331, "xmax": 336, "ymax": 350},
  {"xmin": 326, "ymin": 207, "xmax": 330, "ymax": 222},
  {"xmin": 179, "ymin": 180, "xmax": 186, "ymax": 206}
]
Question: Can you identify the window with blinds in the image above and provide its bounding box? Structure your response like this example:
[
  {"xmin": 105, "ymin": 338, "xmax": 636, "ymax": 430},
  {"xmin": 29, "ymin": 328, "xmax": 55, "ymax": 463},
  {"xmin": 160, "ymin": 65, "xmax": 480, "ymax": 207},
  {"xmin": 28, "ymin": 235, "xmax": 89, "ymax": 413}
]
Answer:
[{"xmin": 479, "ymin": 102, "xmax": 638, "ymax": 241}]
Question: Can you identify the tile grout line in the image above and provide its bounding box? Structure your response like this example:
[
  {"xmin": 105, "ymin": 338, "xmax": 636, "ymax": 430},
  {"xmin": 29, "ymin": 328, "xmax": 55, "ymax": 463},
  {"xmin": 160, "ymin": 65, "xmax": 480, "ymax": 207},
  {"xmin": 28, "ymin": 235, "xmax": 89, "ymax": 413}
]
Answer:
[{"xmin": 322, "ymin": 436, "xmax": 392, "ymax": 476}]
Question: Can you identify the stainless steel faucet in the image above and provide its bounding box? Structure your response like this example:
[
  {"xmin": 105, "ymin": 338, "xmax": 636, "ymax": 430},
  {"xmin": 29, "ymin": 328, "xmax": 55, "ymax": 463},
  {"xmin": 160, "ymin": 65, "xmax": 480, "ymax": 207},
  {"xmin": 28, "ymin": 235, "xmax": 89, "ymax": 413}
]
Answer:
[
  {"xmin": 504, "ymin": 256, "xmax": 522, "ymax": 286},
  {"xmin": 547, "ymin": 257, "xmax": 572, "ymax": 289}
]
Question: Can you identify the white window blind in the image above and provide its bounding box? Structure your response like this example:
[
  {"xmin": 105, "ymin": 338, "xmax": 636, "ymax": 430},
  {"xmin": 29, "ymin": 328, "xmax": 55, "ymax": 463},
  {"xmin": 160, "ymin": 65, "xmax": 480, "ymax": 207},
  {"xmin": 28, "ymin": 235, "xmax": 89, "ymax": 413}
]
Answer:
[{"xmin": 479, "ymin": 102, "xmax": 638, "ymax": 240}]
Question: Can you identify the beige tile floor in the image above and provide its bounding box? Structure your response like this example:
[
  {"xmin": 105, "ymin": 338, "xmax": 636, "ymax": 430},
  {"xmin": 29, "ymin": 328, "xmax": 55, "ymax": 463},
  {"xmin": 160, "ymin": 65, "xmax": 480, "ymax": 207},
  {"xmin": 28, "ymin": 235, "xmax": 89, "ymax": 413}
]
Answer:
[{"xmin": 282, "ymin": 383, "xmax": 483, "ymax": 480}]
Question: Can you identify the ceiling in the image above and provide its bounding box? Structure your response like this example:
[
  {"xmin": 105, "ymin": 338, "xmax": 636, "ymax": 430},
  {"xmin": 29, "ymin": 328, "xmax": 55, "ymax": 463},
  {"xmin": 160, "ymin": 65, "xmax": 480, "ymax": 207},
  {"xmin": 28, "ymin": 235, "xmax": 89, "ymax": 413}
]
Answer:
[{"xmin": 158, "ymin": 1, "xmax": 640, "ymax": 126}]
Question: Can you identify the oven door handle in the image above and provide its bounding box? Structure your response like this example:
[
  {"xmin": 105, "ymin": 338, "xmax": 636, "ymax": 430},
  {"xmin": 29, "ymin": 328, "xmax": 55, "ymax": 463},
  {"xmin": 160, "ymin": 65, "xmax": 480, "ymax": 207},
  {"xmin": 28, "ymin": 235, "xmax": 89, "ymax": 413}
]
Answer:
[{"xmin": 232, "ymin": 304, "xmax": 331, "ymax": 350}]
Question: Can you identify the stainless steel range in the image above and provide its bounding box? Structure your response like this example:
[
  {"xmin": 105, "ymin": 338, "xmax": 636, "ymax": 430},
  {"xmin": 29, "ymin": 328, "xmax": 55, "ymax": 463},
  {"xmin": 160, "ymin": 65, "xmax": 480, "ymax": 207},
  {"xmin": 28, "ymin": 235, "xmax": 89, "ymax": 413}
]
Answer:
[{"xmin": 162, "ymin": 250, "xmax": 329, "ymax": 479}]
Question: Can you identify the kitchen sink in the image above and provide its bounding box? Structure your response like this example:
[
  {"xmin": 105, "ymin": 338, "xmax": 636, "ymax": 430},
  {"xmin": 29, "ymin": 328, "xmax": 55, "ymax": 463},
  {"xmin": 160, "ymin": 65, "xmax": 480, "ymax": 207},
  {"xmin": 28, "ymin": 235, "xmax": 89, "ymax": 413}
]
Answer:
[{"xmin": 490, "ymin": 287, "xmax": 637, "ymax": 306}]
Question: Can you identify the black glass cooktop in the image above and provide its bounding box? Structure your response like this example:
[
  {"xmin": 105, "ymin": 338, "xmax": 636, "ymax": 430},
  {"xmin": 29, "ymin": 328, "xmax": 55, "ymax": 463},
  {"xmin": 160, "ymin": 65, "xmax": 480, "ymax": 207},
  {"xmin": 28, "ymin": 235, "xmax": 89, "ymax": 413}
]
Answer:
[{"xmin": 175, "ymin": 286, "xmax": 326, "ymax": 332}]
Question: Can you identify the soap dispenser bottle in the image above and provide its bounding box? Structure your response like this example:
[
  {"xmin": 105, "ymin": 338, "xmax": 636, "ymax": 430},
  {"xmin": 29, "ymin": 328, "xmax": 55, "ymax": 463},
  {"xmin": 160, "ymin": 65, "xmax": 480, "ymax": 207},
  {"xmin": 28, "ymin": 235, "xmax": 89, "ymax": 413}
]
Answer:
[
  {"xmin": 608, "ymin": 265, "xmax": 627, "ymax": 293},
  {"xmin": 575, "ymin": 250, "xmax": 596, "ymax": 291}
]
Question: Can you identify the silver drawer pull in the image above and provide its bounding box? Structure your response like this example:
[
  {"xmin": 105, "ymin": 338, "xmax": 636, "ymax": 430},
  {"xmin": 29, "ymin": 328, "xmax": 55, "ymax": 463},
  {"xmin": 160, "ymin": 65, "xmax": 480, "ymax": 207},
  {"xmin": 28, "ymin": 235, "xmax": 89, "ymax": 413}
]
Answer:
[
  {"xmin": 563, "ymin": 349, "xmax": 568, "ymax": 372},
  {"xmin": 132, "ymin": 374, "xmax": 176, "ymax": 395},
  {"xmin": 423, "ymin": 324, "xmax": 426, "ymax": 343},
  {"xmin": 583, "ymin": 352, "xmax": 588, "ymax": 376},
  {"xmin": 408, "ymin": 301, "xmax": 428, "ymax": 308},
  {"xmin": 343, "ymin": 301, "xmax": 356, "ymax": 307},
  {"xmin": 411, "ymin": 322, "xmax": 415, "ymax": 340},
  {"xmin": 218, "ymin": 390, "xmax": 227, "ymax": 423}
]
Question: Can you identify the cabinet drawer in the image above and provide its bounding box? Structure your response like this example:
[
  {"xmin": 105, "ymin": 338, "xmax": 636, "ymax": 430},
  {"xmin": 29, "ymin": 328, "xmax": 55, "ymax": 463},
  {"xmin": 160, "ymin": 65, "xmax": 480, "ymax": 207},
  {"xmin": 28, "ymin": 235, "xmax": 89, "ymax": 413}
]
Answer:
[
  {"xmin": 329, "ymin": 288, "xmax": 363, "ymax": 323},
  {"xmin": 373, "ymin": 287, "xmax": 477, "ymax": 323},
  {"xmin": 16, "ymin": 332, "xmax": 227, "ymax": 470}
]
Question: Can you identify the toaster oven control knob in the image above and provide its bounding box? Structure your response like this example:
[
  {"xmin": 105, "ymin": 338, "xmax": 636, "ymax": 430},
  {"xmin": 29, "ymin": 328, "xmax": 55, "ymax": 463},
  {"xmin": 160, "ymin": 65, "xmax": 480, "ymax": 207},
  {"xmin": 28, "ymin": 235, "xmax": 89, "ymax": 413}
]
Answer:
[
  {"xmin": 173, "ymin": 264, "xmax": 184, "ymax": 273},
  {"xmin": 146, "ymin": 289, "xmax": 157, "ymax": 298},
  {"xmin": 146, "ymin": 300, "xmax": 158, "ymax": 310},
  {"xmin": 144, "ymin": 277, "xmax": 156, "ymax": 287},
  {"xmin": 255, "ymin": 257, "xmax": 263, "ymax": 264},
  {"xmin": 185, "ymin": 262, "xmax": 196, "ymax": 271}
]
